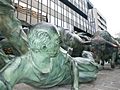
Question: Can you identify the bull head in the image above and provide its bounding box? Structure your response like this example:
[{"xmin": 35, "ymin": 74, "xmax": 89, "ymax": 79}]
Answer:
[
  {"xmin": 91, "ymin": 36, "xmax": 118, "ymax": 48},
  {"xmin": 57, "ymin": 27, "xmax": 92, "ymax": 48}
]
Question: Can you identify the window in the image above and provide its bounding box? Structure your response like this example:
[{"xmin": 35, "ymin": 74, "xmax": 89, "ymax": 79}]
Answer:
[
  {"xmin": 19, "ymin": 1, "xmax": 27, "ymax": 7},
  {"xmin": 32, "ymin": 7, "xmax": 37, "ymax": 12},
  {"xmin": 48, "ymin": 0, "xmax": 50, "ymax": 7},
  {"xmin": 55, "ymin": 4, "xmax": 57, "ymax": 11},
  {"xmin": 48, "ymin": 14, "xmax": 51, "ymax": 23},
  {"xmin": 42, "ymin": 0, "xmax": 47, "ymax": 6},
  {"xmin": 58, "ymin": 19, "xmax": 61, "ymax": 26},
  {"xmin": 76, "ymin": 0, "xmax": 78, "ymax": 4},
  {"xmin": 14, "ymin": 0, "xmax": 18, "ymax": 3},
  {"xmin": 69, "ymin": 12, "xmax": 71, "ymax": 19},
  {"xmin": 64, "ymin": 9, "xmax": 67, "ymax": 16},
  {"xmin": 58, "ymin": 6, "xmax": 62, "ymax": 13},
  {"xmin": 51, "ymin": 1, "xmax": 54, "ymax": 10},
  {"xmin": 70, "ymin": 24, "xmax": 73, "ymax": 31},
  {"xmin": 74, "ymin": 15, "xmax": 76, "ymax": 22},
  {"xmin": 64, "ymin": 22, "xmax": 67, "ymax": 28},
  {"xmin": 51, "ymin": 15, "xmax": 54, "ymax": 24},
  {"xmin": 66, "ymin": 11, "xmax": 69, "ymax": 17},
  {"xmin": 55, "ymin": 17, "xmax": 58, "ymax": 25},
  {"xmin": 42, "ymin": 12, "xmax": 46, "ymax": 16},
  {"xmin": 81, "ymin": 19, "xmax": 83, "ymax": 26},
  {"xmin": 61, "ymin": 7, "xmax": 64, "ymax": 15},
  {"xmin": 35, "ymin": 0, "xmax": 41, "ymax": 2}
]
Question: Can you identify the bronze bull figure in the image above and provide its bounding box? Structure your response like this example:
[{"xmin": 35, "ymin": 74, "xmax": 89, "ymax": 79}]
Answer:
[{"xmin": 89, "ymin": 30, "xmax": 119, "ymax": 68}]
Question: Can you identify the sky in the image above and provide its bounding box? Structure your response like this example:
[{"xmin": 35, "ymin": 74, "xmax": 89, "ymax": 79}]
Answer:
[{"xmin": 90, "ymin": 0, "xmax": 120, "ymax": 37}]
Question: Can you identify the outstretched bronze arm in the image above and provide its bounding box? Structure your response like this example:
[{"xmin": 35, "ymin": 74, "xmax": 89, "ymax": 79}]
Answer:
[{"xmin": 0, "ymin": 0, "xmax": 28, "ymax": 55}]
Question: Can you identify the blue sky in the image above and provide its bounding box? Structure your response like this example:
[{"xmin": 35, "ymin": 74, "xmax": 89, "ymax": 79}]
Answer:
[{"xmin": 90, "ymin": 0, "xmax": 120, "ymax": 37}]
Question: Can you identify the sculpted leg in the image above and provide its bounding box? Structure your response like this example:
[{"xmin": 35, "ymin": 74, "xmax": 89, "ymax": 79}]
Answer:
[{"xmin": 72, "ymin": 61, "xmax": 79, "ymax": 90}]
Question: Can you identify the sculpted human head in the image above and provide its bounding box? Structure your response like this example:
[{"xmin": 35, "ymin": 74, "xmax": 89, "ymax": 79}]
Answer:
[{"xmin": 28, "ymin": 22, "xmax": 60, "ymax": 56}]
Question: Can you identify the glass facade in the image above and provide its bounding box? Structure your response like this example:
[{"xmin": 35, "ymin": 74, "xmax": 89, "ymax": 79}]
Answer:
[{"xmin": 13, "ymin": 0, "xmax": 96, "ymax": 35}]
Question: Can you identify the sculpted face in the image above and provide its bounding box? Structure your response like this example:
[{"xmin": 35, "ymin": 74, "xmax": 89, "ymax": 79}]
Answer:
[
  {"xmin": 28, "ymin": 23, "xmax": 60, "ymax": 57},
  {"xmin": 47, "ymin": 33, "xmax": 60, "ymax": 56}
]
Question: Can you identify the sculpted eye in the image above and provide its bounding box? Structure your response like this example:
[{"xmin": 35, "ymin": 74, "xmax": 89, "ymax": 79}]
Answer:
[
  {"xmin": 43, "ymin": 45, "xmax": 47, "ymax": 49},
  {"xmin": 55, "ymin": 40, "xmax": 59, "ymax": 45}
]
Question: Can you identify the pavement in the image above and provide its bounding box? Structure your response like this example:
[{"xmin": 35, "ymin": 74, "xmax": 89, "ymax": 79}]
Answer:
[{"xmin": 13, "ymin": 64, "xmax": 120, "ymax": 90}]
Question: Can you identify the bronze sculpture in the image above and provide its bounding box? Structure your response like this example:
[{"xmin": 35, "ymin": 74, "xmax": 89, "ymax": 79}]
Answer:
[
  {"xmin": 0, "ymin": 0, "xmax": 28, "ymax": 55},
  {"xmin": 58, "ymin": 27, "xmax": 90, "ymax": 57},
  {"xmin": 0, "ymin": 23, "xmax": 98, "ymax": 90},
  {"xmin": 0, "ymin": 1, "xmax": 98, "ymax": 90},
  {"xmin": 90, "ymin": 30, "xmax": 118, "ymax": 68},
  {"xmin": 0, "ymin": 0, "xmax": 28, "ymax": 68}
]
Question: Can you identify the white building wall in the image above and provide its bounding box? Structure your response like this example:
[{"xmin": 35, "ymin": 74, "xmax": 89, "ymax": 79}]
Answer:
[{"xmin": 91, "ymin": 8, "xmax": 107, "ymax": 32}]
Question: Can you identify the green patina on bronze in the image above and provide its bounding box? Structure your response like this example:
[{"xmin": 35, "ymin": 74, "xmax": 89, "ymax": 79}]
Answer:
[
  {"xmin": 0, "ymin": 0, "xmax": 28, "ymax": 68},
  {"xmin": 0, "ymin": 22, "xmax": 98, "ymax": 90},
  {"xmin": 90, "ymin": 30, "xmax": 119, "ymax": 68},
  {"xmin": 58, "ymin": 27, "xmax": 90, "ymax": 57},
  {"xmin": 0, "ymin": 0, "xmax": 28, "ymax": 55},
  {"xmin": 0, "ymin": 0, "xmax": 99, "ymax": 90}
]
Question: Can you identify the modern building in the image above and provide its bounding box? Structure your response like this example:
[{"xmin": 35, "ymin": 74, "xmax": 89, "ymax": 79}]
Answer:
[
  {"xmin": 12, "ymin": 0, "xmax": 97, "ymax": 36},
  {"xmin": 91, "ymin": 8, "xmax": 107, "ymax": 31}
]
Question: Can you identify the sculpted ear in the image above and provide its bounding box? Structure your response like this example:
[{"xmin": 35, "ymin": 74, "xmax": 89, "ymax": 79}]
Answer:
[{"xmin": 42, "ymin": 45, "xmax": 47, "ymax": 50}]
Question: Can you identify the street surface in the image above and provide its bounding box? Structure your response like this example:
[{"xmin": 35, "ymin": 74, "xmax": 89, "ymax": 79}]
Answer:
[{"xmin": 13, "ymin": 64, "xmax": 120, "ymax": 90}]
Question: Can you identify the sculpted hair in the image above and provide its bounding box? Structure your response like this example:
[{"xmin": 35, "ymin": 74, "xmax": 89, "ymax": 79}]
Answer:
[{"xmin": 28, "ymin": 29, "xmax": 51, "ymax": 51}]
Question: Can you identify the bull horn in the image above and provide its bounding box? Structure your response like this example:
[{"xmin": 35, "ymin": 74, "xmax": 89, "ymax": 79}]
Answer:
[
  {"xmin": 103, "ymin": 39, "xmax": 118, "ymax": 48},
  {"xmin": 82, "ymin": 40, "xmax": 91, "ymax": 45},
  {"xmin": 73, "ymin": 34, "xmax": 92, "ymax": 45}
]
